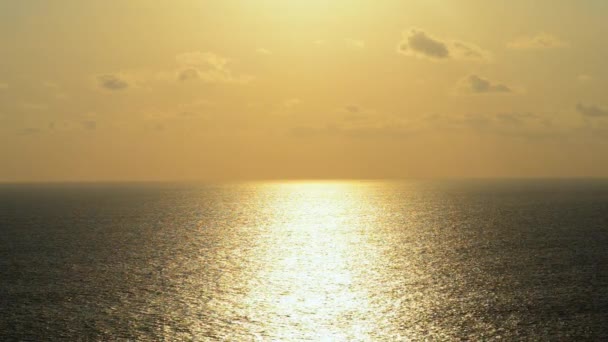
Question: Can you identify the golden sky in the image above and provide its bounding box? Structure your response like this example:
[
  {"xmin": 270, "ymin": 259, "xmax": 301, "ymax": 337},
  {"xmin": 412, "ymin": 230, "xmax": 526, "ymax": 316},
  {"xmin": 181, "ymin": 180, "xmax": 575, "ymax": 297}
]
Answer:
[{"xmin": 1, "ymin": 0, "xmax": 608, "ymax": 181}]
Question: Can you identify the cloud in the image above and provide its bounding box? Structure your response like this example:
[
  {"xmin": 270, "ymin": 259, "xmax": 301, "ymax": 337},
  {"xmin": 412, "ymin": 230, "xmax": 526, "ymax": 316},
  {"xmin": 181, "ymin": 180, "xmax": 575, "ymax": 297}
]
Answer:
[
  {"xmin": 507, "ymin": 33, "xmax": 568, "ymax": 50},
  {"xmin": 177, "ymin": 68, "xmax": 200, "ymax": 82},
  {"xmin": 576, "ymin": 103, "xmax": 608, "ymax": 118},
  {"xmin": 451, "ymin": 41, "xmax": 492, "ymax": 61},
  {"xmin": 97, "ymin": 74, "xmax": 129, "ymax": 90},
  {"xmin": 398, "ymin": 29, "xmax": 491, "ymax": 62},
  {"xmin": 175, "ymin": 52, "xmax": 252, "ymax": 84},
  {"xmin": 176, "ymin": 52, "xmax": 228, "ymax": 69},
  {"xmin": 346, "ymin": 38, "xmax": 366, "ymax": 49},
  {"xmin": 398, "ymin": 29, "xmax": 449, "ymax": 59},
  {"xmin": 458, "ymin": 75, "xmax": 512, "ymax": 94}
]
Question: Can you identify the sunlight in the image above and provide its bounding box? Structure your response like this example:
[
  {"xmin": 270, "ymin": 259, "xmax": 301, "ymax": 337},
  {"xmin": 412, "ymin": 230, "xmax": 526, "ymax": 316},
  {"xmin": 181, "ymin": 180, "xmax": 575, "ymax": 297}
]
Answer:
[{"xmin": 242, "ymin": 182, "xmax": 381, "ymax": 340}]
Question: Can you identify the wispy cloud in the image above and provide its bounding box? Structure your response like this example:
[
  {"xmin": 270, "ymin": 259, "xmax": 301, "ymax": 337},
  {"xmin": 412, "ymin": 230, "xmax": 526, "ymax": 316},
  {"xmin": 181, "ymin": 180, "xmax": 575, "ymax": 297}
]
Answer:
[
  {"xmin": 175, "ymin": 52, "xmax": 252, "ymax": 84},
  {"xmin": 507, "ymin": 33, "xmax": 568, "ymax": 50}
]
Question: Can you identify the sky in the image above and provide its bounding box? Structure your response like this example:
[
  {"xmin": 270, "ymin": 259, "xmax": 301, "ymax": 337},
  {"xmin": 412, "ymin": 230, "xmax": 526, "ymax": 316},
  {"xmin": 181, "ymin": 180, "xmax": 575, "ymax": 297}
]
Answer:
[{"xmin": 1, "ymin": 0, "xmax": 608, "ymax": 182}]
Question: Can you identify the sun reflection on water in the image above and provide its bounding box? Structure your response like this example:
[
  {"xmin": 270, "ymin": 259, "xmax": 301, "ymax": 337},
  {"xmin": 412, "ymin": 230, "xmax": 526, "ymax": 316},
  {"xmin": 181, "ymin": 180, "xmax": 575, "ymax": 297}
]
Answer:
[{"xmin": 241, "ymin": 182, "xmax": 383, "ymax": 340}]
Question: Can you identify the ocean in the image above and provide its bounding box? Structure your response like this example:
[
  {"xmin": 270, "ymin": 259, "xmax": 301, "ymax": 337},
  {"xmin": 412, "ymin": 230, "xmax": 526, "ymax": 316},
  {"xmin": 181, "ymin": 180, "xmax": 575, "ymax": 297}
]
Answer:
[{"xmin": 1, "ymin": 180, "xmax": 607, "ymax": 340}]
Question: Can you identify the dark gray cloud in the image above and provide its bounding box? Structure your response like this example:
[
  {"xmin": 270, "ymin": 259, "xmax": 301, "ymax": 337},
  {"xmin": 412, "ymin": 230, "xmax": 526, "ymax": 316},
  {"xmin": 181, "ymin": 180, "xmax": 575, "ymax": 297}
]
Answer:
[
  {"xmin": 399, "ymin": 29, "xmax": 449, "ymax": 59},
  {"xmin": 461, "ymin": 75, "xmax": 512, "ymax": 94},
  {"xmin": 177, "ymin": 68, "xmax": 200, "ymax": 82},
  {"xmin": 576, "ymin": 103, "xmax": 608, "ymax": 118},
  {"xmin": 97, "ymin": 75, "xmax": 129, "ymax": 90},
  {"xmin": 398, "ymin": 29, "xmax": 491, "ymax": 62}
]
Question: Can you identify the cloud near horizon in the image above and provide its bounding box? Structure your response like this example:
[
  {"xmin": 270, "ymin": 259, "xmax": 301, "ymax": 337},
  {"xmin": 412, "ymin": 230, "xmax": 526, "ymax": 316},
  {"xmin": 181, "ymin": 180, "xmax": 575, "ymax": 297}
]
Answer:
[{"xmin": 576, "ymin": 102, "xmax": 608, "ymax": 117}]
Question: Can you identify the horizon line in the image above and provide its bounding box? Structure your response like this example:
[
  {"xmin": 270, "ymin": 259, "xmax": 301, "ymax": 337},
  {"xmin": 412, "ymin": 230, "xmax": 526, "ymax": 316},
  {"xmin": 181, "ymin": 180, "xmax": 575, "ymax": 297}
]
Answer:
[{"xmin": 2, "ymin": 176, "xmax": 608, "ymax": 185}]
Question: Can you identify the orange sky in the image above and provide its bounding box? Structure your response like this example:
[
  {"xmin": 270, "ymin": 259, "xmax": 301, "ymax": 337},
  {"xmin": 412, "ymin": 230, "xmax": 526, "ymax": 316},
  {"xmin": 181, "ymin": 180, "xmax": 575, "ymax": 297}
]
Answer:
[{"xmin": 1, "ymin": 0, "xmax": 608, "ymax": 181}]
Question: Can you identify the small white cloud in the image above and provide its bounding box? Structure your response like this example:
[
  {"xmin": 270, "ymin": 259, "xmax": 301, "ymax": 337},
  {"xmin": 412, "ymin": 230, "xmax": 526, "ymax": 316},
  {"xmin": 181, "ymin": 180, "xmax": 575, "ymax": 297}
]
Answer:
[{"xmin": 507, "ymin": 33, "xmax": 568, "ymax": 50}]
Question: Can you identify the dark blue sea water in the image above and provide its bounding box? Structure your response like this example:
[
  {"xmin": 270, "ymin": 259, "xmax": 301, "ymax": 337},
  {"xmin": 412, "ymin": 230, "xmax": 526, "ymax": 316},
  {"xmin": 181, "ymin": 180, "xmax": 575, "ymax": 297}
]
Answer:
[{"xmin": 1, "ymin": 180, "xmax": 607, "ymax": 340}]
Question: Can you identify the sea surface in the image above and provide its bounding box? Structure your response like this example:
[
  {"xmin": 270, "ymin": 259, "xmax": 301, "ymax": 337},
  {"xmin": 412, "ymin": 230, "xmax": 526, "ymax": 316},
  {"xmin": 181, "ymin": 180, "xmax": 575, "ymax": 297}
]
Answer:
[{"xmin": 1, "ymin": 180, "xmax": 607, "ymax": 341}]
